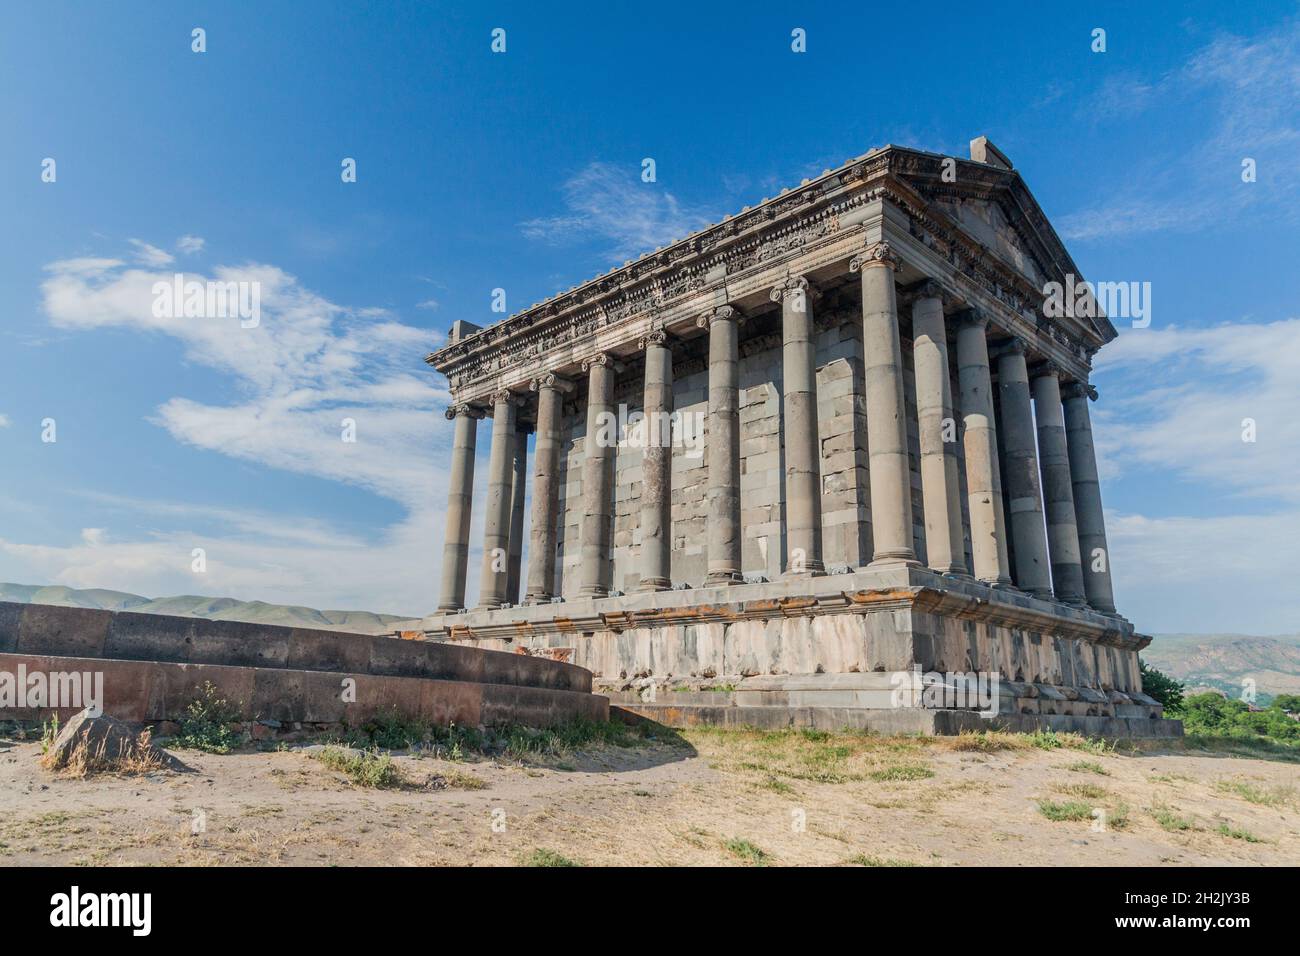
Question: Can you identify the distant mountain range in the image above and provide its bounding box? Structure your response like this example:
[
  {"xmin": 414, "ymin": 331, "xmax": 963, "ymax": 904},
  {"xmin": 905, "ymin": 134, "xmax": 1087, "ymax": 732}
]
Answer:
[
  {"xmin": 0, "ymin": 583, "xmax": 405, "ymax": 636},
  {"xmin": 1145, "ymin": 632, "xmax": 1300, "ymax": 703},
  {"xmin": 3, "ymin": 583, "xmax": 1297, "ymax": 697}
]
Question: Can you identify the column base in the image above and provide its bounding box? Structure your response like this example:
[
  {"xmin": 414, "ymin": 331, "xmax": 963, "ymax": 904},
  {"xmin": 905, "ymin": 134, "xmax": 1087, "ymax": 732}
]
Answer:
[
  {"xmin": 704, "ymin": 570, "xmax": 745, "ymax": 586},
  {"xmin": 932, "ymin": 565, "xmax": 970, "ymax": 577},
  {"xmin": 436, "ymin": 603, "xmax": 464, "ymax": 613},
  {"xmin": 523, "ymin": 593, "xmax": 555, "ymax": 606},
  {"xmin": 579, "ymin": 586, "xmax": 610, "ymax": 599},
  {"xmin": 781, "ymin": 565, "xmax": 826, "ymax": 579},
  {"xmin": 637, "ymin": 577, "xmax": 672, "ymax": 592},
  {"xmin": 868, "ymin": 554, "xmax": 920, "ymax": 569}
]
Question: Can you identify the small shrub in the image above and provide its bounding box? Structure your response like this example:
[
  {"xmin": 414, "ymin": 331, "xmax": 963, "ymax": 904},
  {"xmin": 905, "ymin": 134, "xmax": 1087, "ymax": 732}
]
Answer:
[{"xmin": 175, "ymin": 682, "xmax": 244, "ymax": 754}]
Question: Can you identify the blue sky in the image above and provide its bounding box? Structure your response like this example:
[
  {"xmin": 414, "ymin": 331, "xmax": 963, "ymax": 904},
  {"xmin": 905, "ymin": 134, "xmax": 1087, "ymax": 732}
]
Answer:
[{"xmin": 2, "ymin": 2, "xmax": 1298, "ymax": 630}]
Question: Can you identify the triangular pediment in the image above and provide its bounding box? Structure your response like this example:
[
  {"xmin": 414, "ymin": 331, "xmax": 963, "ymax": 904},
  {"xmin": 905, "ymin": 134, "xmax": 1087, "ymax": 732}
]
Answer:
[{"xmin": 888, "ymin": 145, "xmax": 1116, "ymax": 346}]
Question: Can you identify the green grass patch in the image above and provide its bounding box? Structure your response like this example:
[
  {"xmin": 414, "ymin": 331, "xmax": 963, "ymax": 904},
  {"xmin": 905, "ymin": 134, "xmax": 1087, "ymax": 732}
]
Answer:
[
  {"xmin": 1214, "ymin": 779, "xmax": 1293, "ymax": 807},
  {"xmin": 723, "ymin": 837, "xmax": 770, "ymax": 866},
  {"xmin": 316, "ymin": 747, "xmax": 404, "ymax": 789},
  {"xmin": 1053, "ymin": 782, "xmax": 1109, "ymax": 800},
  {"xmin": 1066, "ymin": 760, "xmax": 1109, "ymax": 776},
  {"xmin": 848, "ymin": 854, "xmax": 917, "ymax": 867},
  {"xmin": 1215, "ymin": 823, "xmax": 1263, "ymax": 843},
  {"xmin": 1149, "ymin": 805, "xmax": 1195, "ymax": 832},
  {"xmin": 522, "ymin": 848, "xmax": 580, "ymax": 867},
  {"xmin": 1037, "ymin": 799, "xmax": 1094, "ymax": 822},
  {"xmin": 868, "ymin": 764, "xmax": 935, "ymax": 782}
]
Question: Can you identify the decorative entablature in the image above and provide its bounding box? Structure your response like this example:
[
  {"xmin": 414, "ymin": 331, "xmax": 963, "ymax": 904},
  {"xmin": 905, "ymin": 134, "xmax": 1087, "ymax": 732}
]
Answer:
[{"xmin": 430, "ymin": 146, "xmax": 1110, "ymax": 402}]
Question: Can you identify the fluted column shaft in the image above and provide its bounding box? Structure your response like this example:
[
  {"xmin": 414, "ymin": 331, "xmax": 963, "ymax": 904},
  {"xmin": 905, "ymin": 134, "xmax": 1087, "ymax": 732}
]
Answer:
[
  {"xmin": 774, "ymin": 277, "xmax": 824, "ymax": 574},
  {"xmin": 579, "ymin": 355, "xmax": 616, "ymax": 597},
  {"xmin": 505, "ymin": 425, "xmax": 530, "ymax": 603},
  {"xmin": 853, "ymin": 243, "xmax": 918, "ymax": 566},
  {"xmin": 1032, "ymin": 367, "xmax": 1086, "ymax": 606},
  {"xmin": 956, "ymin": 313, "xmax": 1011, "ymax": 585},
  {"xmin": 525, "ymin": 376, "xmax": 566, "ymax": 604},
  {"xmin": 700, "ymin": 306, "xmax": 743, "ymax": 585},
  {"xmin": 995, "ymin": 342, "xmax": 1052, "ymax": 598},
  {"xmin": 477, "ymin": 391, "xmax": 518, "ymax": 609},
  {"xmin": 638, "ymin": 330, "xmax": 673, "ymax": 591},
  {"xmin": 911, "ymin": 289, "xmax": 966, "ymax": 575},
  {"xmin": 437, "ymin": 405, "xmax": 481, "ymax": 611},
  {"xmin": 1062, "ymin": 383, "xmax": 1118, "ymax": 613}
]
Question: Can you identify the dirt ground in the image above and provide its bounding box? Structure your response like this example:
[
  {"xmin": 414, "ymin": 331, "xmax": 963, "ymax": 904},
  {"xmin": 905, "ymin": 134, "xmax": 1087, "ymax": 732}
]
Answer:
[{"xmin": 1, "ymin": 726, "xmax": 1297, "ymax": 866}]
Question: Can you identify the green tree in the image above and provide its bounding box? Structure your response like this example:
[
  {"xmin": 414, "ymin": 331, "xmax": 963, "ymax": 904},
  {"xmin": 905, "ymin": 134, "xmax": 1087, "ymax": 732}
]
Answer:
[{"xmin": 1139, "ymin": 659, "xmax": 1184, "ymax": 713}]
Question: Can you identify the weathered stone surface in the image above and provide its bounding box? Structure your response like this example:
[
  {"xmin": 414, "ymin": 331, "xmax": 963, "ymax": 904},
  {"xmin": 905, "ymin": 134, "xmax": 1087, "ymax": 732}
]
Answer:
[{"xmin": 42, "ymin": 709, "xmax": 182, "ymax": 772}]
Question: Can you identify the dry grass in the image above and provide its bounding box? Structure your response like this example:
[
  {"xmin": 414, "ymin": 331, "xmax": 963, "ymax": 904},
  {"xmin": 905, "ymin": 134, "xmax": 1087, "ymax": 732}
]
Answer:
[{"xmin": 39, "ymin": 730, "xmax": 166, "ymax": 778}]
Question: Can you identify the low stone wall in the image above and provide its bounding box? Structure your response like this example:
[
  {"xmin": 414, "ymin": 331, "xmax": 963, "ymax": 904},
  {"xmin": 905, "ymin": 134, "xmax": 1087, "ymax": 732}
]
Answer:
[
  {"xmin": 0, "ymin": 602, "xmax": 607, "ymax": 731},
  {"xmin": 0, "ymin": 601, "xmax": 591, "ymax": 692}
]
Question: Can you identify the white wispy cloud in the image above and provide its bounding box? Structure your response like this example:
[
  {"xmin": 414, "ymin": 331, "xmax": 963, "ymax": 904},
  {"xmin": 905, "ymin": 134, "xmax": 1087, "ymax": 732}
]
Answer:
[
  {"xmin": 3, "ymin": 244, "xmax": 474, "ymax": 615},
  {"xmin": 176, "ymin": 235, "xmax": 206, "ymax": 254},
  {"xmin": 520, "ymin": 161, "xmax": 713, "ymax": 262},
  {"xmin": 127, "ymin": 239, "xmax": 175, "ymax": 267},
  {"xmin": 1094, "ymin": 316, "xmax": 1300, "ymax": 631},
  {"xmin": 1060, "ymin": 18, "xmax": 1300, "ymax": 241}
]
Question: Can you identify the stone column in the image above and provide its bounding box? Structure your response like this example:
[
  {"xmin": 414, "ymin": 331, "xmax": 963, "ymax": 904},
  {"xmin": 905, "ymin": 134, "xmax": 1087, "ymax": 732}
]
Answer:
[
  {"xmin": 851, "ymin": 242, "xmax": 918, "ymax": 567},
  {"xmin": 437, "ymin": 403, "xmax": 483, "ymax": 611},
  {"xmin": 579, "ymin": 354, "xmax": 616, "ymax": 598},
  {"xmin": 1062, "ymin": 382, "xmax": 1118, "ymax": 614},
  {"xmin": 1032, "ymin": 365, "xmax": 1087, "ymax": 606},
  {"xmin": 955, "ymin": 311, "xmax": 1011, "ymax": 585},
  {"xmin": 524, "ymin": 374, "xmax": 569, "ymax": 604},
  {"xmin": 995, "ymin": 339, "xmax": 1052, "ymax": 599},
  {"xmin": 911, "ymin": 284, "xmax": 966, "ymax": 575},
  {"xmin": 477, "ymin": 390, "xmax": 519, "ymax": 609},
  {"xmin": 772, "ymin": 277, "xmax": 824, "ymax": 575},
  {"xmin": 698, "ymin": 305, "xmax": 743, "ymax": 585},
  {"xmin": 505, "ymin": 424, "xmax": 530, "ymax": 604},
  {"xmin": 637, "ymin": 328, "xmax": 673, "ymax": 591}
]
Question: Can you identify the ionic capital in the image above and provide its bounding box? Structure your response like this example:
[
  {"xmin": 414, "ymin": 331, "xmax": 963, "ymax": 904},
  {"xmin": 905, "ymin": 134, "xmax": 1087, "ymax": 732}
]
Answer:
[
  {"xmin": 581, "ymin": 352, "xmax": 623, "ymax": 374},
  {"xmin": 696, "ymin": 304, "xmax": 743, "ymax": 329},
  {"xmin": 995, "ymin": 336, "xmax": 1029, "ymax": 358},
  {"xmin": 530, "ymin": 372, "xmax": 575, "ymax": 393},
  {"xmin": 489, "ymin": 388, "xmax": 525, "ymax": 408},
  {"xmin": 768, "ymin": 275, "xmax": 817, "ymax": 304},
  {"xmin": 849, "ymin": 241, "xmax": 900, "ymax": 273},
  {"xmin": 444, "ymin": 403, "xmax": 486, "ymax": 421},
  {"xmin": 1030, "ymin": 360, "xmax": 1061, "ymax": 381},
  {"xmin": 638, "ymin": 327, "xmax": 670, "ymax": 350},
  {"xmin": 913, "ymin": 278, "xmax": 943, "ymax": 301},
  {"xmin": 956, "ymin": 307, "xmax": 988, "ymax": 331},
  {"xmin": 1062, "ymin": 381, "xmax": 1099, "ymax": 402}
]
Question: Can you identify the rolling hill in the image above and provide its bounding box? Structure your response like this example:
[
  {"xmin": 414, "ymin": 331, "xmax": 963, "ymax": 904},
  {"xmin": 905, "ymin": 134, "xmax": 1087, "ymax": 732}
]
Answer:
[
  {"xmin": 0, "ymin": 583, "xmax": 405, "ymax": 635},
  {"xmin": 1144, "ymin": 632, "xmax": 1300, "ymax": 702}
]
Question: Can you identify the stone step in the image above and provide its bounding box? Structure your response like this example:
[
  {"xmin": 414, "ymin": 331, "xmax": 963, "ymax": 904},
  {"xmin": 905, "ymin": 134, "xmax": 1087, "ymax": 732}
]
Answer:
[{"xmin": 612, "ymin": 703, "xmax": 1182, "ymax": 738}]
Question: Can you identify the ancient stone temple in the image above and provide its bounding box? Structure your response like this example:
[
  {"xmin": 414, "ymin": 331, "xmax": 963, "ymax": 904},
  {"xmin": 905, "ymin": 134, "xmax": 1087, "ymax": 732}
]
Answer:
[{"xmin": 398, "ymin": 138, "xmax": 1176, "ymax": 736}]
